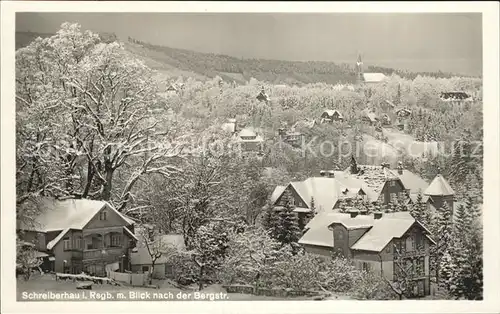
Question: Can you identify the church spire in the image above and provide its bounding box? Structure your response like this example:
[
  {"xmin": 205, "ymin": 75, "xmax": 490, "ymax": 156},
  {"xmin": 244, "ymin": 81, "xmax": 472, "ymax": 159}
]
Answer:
[{"xmin": 356, "ymin": 53, "xmax": 364, "ymax": 85}]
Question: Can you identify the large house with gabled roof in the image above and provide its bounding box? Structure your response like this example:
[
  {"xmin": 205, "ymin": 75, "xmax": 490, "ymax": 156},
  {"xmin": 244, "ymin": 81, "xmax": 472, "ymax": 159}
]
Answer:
[
  {"xmin": 299, "ymin": 210, "xmax": 435, "ymax": 297},
  {"xmin": 17, "ymin": 198, "xmax": 138, "ymax": 276}
]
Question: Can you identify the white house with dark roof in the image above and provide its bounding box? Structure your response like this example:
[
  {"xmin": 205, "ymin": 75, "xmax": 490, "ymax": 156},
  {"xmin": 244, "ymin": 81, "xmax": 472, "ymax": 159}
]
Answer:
[
  {"xmin": 299, "ymin": 210, "xmax": 435, "ymax": 297},
  {"xmin": 17, "ymin": 198, "xmax": 137, "ymax": 276}
]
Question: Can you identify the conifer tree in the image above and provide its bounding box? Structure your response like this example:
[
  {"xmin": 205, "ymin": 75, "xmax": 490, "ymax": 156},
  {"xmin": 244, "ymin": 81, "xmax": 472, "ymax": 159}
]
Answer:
[
  {"xmin": 434, "ymin": 201, "xmax": 454, "ymax": 287},
  {"xmin": 262, "ymin": 202, "xmax": 279, "ymax": 238},
  {"xmin": 275, "ymin": 190, "xmax": 302, "ymax": 247}
]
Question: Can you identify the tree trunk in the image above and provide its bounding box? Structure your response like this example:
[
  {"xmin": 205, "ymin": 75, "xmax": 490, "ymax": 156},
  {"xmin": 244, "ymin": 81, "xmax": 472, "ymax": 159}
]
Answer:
[
  {"xmin": 101, "ymin": 167, "xmax": 114, "ymax": 201},
  {"xmin": 198, "ymin": 265, "xmax": 204, "ymax": 291}
]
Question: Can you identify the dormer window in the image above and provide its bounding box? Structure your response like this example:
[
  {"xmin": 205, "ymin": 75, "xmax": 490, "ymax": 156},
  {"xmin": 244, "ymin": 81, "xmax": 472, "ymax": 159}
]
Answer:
[{"xmin": 99, "ymin": 211, "xmax": 107, "ymax": 221}]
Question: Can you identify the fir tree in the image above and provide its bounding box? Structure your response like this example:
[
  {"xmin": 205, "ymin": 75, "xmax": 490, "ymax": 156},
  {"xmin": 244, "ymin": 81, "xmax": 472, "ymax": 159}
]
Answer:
[
  {"xmin": 262, "ymin": 202, "xmax": 279, "ymax": 238},
  {"xmin": 434, "ymin": 201, "xmax": 454, "ymax": 287},
  {"xmin": 275, "ymin": 190, "xmax": 302, "ymax": 247},
  {"xmin": 438, "ymin": 251, "xmax": 455, "ymax": 292}
]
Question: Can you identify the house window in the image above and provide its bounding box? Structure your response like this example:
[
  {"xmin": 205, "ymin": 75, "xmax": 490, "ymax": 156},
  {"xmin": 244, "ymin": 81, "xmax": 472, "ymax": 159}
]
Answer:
[
  {"xmin": 99, "ymin": 211, "xmax": 107, "ymax": 221},
  {"xmin": 111, "ymin": 234, "xmax": 121, "ymax": 247},
  {"xmin": 390, "ymin": 180, "xmax": 396, "ymax": 187},
  {"xmin": 406, "ymin": 236, "xmax": 415, "ymax": 252},
  {"xmin": 390, "ymin": 193, "xmax": 397, "ymax": 203},
  {"xmin": 385, "ymin": 245, "xmax": 391, "ymax": 253},
  {"xmin": 75, "ymin": 237, "xmax": 82, "ymax": 250},
  {"xmin": 415, "ymin": 233, "xmax": 424, "ymax": 250},
  {"xmin": 63, "ymin": 238, "xmax": 71, "ymax": 251},
  {"xmin": 142, "ymin": 266, "xmax": 149, "ymax": 273},
  {"xmin": 361, "ymin": 262, "xmax": 371, "ymax": 272}
]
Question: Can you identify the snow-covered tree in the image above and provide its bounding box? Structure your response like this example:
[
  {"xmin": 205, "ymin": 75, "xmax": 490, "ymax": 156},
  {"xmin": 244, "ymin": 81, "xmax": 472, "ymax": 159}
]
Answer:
[
  {"xmin": 16, "ymin": 239, "xmax": 43, "ymax": 281},
  {"xmin": 189, "ymin": 222, "xmax": 230, "ymax": 290},
  {"xmin": 274, "ymin": 190, "xmax": 301, "ymax": 248}
]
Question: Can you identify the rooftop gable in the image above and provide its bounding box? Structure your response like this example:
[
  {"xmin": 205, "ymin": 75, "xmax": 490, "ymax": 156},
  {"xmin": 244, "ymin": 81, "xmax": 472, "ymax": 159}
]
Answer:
[
  {"xmin": 424, "ymin": 174, "xmax": 455, "ymax": 196},
  {"xmin": 18, "ymin": 198, "xmax": 134, "ymax": 233}
]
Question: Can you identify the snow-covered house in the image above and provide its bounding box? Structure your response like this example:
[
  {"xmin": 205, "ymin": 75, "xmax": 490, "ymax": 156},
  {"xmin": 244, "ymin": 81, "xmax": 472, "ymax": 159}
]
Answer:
[
  {"xmin": 17, "ymin": 199, "xmax": 137, "ymax": 276},
  {"xmin": 320, "ymin": 109, "xmax": 344, "ymax": 123}
]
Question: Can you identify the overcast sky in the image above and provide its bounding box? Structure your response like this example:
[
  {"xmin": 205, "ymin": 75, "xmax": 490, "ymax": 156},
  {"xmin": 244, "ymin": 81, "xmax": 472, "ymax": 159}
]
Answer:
[{"xmin": 16, "ymin": 13, "xmax": 482, "ymax": 76}]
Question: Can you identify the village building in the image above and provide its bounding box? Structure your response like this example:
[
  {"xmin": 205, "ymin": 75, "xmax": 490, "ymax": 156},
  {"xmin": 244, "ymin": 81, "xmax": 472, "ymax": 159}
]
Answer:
[
  {"xmin": 356, "ymin": 54, "xmax": 387, "ymax": 85},
  {"xmin": 17, "ymin": 199, "xmax": 137, "ymax": 276},
  {"xmin": 320, "ymin": 109, "xmax": 344, "ymax": 123},
  {"xmin": 361, "ymin": 108, "xmax": 379, "ymax": 125},
  {"xmin": 130, "ymin": 233, "xmax": 186, "ymax": 280},
  {"xmin": 424, "ymin": 173, "xmax": 456, "ymax": 214},
  {"xmin": 381, "ymin": 114, "xmax": 391, "ymax": 126},
  {"xmin": 299, "ymin": 210, "xmax": 435, "ymax": 297},
  {"xmin": 270, "ymin": 170, "xmax": 378, "ymax": 228},
  {"xmin": 237, "ymin": 127, "xmax": 265, "ymax": 152},
  {"xmin": 439, "ymin": 91, "xmax": 472, "ymax": 104},
  {"xmin": 278, "ymin": 128, "xmax": 303, "ymax": 148},
  {"xmin": 221, "ymin": 118, "xmax": 237, "ymax": 134},
  {"xmin": 256, "ymin": 86, "xmax": 270, "ymax": 103},
  {"xmin": 291, "ymin": 119, "xmax": 316, "ymax": 130},
  {"xmin": 165, "ymin": 84, "xmax": 178, "ymax": 94}
]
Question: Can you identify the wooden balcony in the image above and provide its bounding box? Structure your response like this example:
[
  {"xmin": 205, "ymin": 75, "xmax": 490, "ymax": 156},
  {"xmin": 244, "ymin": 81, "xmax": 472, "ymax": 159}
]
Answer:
[{"xmin": 83, "ymin": 247, "xmax": 124, "ymax": 260}]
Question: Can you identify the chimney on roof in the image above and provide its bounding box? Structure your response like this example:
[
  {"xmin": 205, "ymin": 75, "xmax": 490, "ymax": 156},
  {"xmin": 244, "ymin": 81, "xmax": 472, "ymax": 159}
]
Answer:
[
  {"xmin": 348, "ymin": 209, "xmax": 359, "ymax": 218},
  {"xmin": 320, "ymin": 170, "xmax": 326, "ymax": 177},
  {"xmin": 374, "ymin": 212, "xmax": 383, "ymax": 219},
  {"xmin": 327, "ymin": 170, "xmax": 335, "ymax": 178},
  {"xmin": 397, "ymin": 161, "xmax": 403, "ymax": 175}
]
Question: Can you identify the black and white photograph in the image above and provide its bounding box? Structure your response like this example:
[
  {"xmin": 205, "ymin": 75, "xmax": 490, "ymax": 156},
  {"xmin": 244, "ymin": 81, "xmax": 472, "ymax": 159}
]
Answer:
[{"xmin": 1, "ymin": 2, "xmax": 499, "ymax": 314}]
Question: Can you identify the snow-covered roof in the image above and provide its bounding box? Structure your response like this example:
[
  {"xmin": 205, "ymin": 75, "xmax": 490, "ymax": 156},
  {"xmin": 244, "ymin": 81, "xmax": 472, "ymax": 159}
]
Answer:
[
  {"xmin": 276, "ymin": 173, "xmax": 376, "ymax": 213},
  {"xmin": 238, "ymin": 128, "xmax": 257, "ymax": 138},
  {"xmin": 424, "ymin": 174, "xmax": 455, "ymax": 196},
  {"xmin": 19, "ymin": 198, "xmax": 133, "ymax": 232},
  {"xmin": 363, "ymin": 73, "xmax": 387, "ymax": 83},
  {"xmin": 322, "ymin": 109, "xmax": 343, "ymax": 118},
  {"xmin": 300, "ymin": 211, "xmax": 425, "ymax": 252},
  {"xmin": 270, "ymin": 185, "xmax": 286, "ymax": 204},
  {"xmin": 19, "ymin": 198, "xmax": 135, "ymax": 249},
  {"xmin": 130, "ymin": 234, "xmax": 186, "ymax": 265},
  {"xmin": 396, "ymin": 169, "xmax": 429, "ymax": 196}
]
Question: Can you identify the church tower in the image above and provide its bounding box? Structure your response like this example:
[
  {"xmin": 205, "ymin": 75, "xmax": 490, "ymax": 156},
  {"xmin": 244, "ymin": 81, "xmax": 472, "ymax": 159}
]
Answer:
[{"xmin": 356, "ymin": 53, "xmax": 364, "ymax": 85}]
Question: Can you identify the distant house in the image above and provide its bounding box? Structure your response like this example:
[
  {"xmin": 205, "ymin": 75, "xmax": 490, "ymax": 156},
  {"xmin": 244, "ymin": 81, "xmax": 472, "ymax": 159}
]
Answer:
[
  {"xmin": 17, "ymin": 199, "xmax": 137, "ymax": 276},
  {"xmin": 344, "ymin": 163, "xmax": 407, "ymax": 205},
  {"xmin": 361, "ymin": 108, "xmax": 379, "ymax": 125},
  {"xmin": 395, "ymin": 108, "xmax": 412, "ymax": 118},
  {"xmin": 256, "ymin": 86, "xmax": 270, "ymax": 103},
  {"xmin": 130, "ymin": 233, "xmax": 186, "ymax": 280},
  {"xmin": 381, "ymin": 114, "xmax": 391, "ymax": 126},
  {"xmin": 320, "ymin": 109, "xmax": 344, "ymax": 123},
  {"xmin": 439, "ymin": 91, "xmax": 472, "ymax": 103},
  {"xmin": 278, "ymin": 128, "xmax": 303, "ymax": 148},
  {"xmin": 424, "ymin": 174, "xmax": 455, "ymax": 213},
  {"xmin": 291, "ymin": 119, "xmax": 316, "ymax": 130},
  {"xmin": 221, "ymin": 118, "xmax": 237, "ymax": 134},
  {"xmin": 237, "ymin": 127, "xmax": 264, "ymax": 152},
  {"xmin": 270, "ymin": 170, "xmax": 376, "ymax": 228},
  {"xmin": 166, "ymin": 84, "xmax": 178, "ymax": 94},
  {"xmin": 356, "ymin": 54, "xmax": 387, "ymax": 85},
  {"xmin": 299, "ymin": 210, "xmax": 435, "ymax": 297}
]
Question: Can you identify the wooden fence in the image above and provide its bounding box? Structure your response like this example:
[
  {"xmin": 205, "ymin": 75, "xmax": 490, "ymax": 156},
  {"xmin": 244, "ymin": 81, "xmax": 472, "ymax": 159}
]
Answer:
[{"xmin": 109, "ymin": 271, "xmax": 148, "ymax": 286}]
